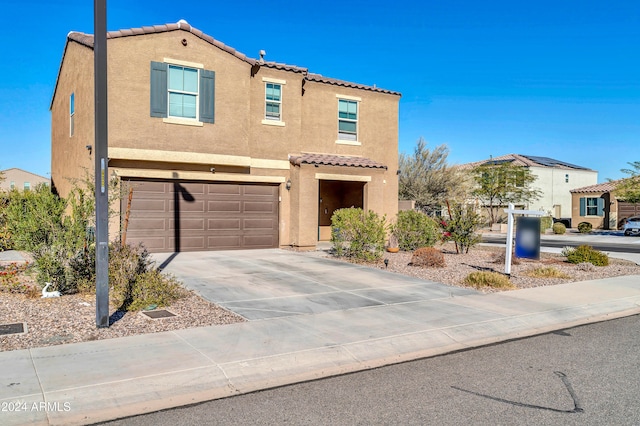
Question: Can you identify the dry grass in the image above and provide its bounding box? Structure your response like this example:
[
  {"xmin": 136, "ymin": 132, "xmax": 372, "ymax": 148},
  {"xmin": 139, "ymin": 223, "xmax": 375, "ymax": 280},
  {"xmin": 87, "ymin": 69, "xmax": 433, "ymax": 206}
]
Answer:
[
  {"xmin": 524, "ymin": 266, "xmax": 571, "ymax": 279},
  {"xmin": 463, "ymin": 271, "xmax": 515, "ymax": 290}
]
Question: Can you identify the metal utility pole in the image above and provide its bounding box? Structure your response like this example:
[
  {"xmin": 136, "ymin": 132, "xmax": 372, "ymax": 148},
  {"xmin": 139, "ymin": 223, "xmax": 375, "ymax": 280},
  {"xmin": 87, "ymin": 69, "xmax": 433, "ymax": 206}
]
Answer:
[{"xmin": 94, "ymin": 0, "xmax": 109, "ymax": 327}]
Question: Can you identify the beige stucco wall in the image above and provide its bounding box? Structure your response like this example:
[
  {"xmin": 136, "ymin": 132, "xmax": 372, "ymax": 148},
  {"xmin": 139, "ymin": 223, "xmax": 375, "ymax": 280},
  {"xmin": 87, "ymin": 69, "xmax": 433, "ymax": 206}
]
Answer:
[
  {"xmin": 571, "ymin": 191, "xmax": 615, "ymax": 229},
  {"xmin": 529, "ymin": 167, "xmax": 597, "ymax": 218},
  {"xmin": 51, "ymin": 29, "xmax": 400, "ymax": 249},
  {"xmin": 51, "ymin": 41, "xmax": 95, "ymax": 197}
]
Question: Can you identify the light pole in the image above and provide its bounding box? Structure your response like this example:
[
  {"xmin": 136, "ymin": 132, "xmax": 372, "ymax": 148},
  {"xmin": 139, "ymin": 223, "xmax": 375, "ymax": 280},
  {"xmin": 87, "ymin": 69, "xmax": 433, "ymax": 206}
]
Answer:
[{"xmin": 94, "ymin": 0, "xmax": 109, "ymax": 327}]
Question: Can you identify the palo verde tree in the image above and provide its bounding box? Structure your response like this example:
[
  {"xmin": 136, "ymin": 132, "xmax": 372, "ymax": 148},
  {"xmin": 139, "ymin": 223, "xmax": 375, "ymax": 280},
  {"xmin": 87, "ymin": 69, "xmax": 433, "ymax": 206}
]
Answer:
[
  {"xmin": 470, "ymin": 161, "xmax": 542, "ymax": 224},
  {"xmin": 398, "ymin": 138, "xmax": 468, "ymax": 214},
  {"xmin": 614, "ymin": 161, "xmax": 640, "ymax": 203}
]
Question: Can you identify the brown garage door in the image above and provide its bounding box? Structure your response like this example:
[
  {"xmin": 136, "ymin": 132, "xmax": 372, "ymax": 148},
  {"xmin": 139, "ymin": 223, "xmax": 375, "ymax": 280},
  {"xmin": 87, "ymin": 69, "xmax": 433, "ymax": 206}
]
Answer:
[{"xmin": 122, "ymin": 180, "xmax": 279, "ymax": 252}]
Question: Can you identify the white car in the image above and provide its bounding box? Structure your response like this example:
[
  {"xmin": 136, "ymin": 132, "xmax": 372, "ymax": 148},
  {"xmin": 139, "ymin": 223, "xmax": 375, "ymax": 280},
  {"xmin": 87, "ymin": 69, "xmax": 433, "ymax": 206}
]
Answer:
[{"xmin": 622, "ymin": 216, "xmax": 640, "ymax": 236}]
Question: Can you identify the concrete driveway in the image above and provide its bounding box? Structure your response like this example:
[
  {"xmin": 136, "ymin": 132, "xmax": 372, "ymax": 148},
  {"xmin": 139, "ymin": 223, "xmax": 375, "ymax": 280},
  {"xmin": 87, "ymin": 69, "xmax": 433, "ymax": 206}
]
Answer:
[{"xmin": 151, "ymin": 249, "xmax": 478, "ymax": 320}]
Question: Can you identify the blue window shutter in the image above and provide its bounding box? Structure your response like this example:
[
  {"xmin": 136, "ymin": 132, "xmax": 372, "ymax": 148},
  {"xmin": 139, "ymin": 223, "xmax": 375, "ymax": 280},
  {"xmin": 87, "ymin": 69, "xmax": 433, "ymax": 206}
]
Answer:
[
  {"xmin": 150, "ymin": 61, "xmax": 168, "ymax": 117},
  {"xmin": 597, "ymin": 198, "xmax": 605, "ymax": 216},
  {"xmin": 579, "ymin": 198, "xmax": 586, "ymax": 216},
  {"xmin": 199, "ymin": 69, "xmax": 215, "ymax": 123}
]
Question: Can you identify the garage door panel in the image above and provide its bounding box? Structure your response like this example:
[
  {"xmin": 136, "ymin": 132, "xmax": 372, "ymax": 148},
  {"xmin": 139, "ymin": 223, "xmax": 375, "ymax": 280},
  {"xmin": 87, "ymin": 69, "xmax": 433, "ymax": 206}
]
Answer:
[
  {"xmin": 130, "ymin": 199, "xmax": 167, "ymax": 213},
  {"xmin": 243, "ymin": 218, "xmax": 277, "ymax": 230},
  {"xmin": 209, "ymin": 201, "xmax": 242, "ymax": 213},
  {"xmin": 168, "ymin": 219, "xmax": 205, "ymax": 231},
  {"xmin": 243, "ymin": 185, "xmax": 278, "ymax": 196},
  {"xmin": 170, "ymin": 200, "xmax": 206, "ymax": 213},
  {"xmin": 124, "ymin": 180, "xmax": 279, "ymax": 252},
  {"xmin": 208, "ymin": 236, "xmax": 243, "ymax": 249},
  {"xmin": 244, "ymin": 201, "xmax": 277, "ymax": 214},
  {"xmin": 208, "ymin": 184, "xmax": 242, "ymax": 196},
  {"xmin": 128, "ymin": 218, "xmax": 167, "ymax": 231},
  {"xmin": 243, "ymin": 235, "xmax": 278, "ymax": 248},
  {"xmin": 209, "ymin": 218, "xmax": 241, "ymax": 230}
]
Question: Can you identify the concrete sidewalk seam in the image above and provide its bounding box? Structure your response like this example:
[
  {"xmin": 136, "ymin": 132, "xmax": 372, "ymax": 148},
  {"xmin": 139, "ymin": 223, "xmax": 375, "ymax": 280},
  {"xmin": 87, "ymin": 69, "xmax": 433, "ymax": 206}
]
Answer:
[{"xmin": 27, "ymin": 348, "xmax": 48, "ymax": 425}]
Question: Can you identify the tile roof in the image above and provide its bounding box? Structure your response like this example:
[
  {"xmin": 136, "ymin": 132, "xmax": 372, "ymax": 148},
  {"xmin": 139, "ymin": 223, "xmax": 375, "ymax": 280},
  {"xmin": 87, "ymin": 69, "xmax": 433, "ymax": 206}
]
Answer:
[
  {"xmin": 306, "ymin": 73, "xmax": 402, "ymax": 96},
  {"xmin": 570, "ymin": 180, "xmax": 620, "ymax": 193},
  {"xmin": 62, "ymin": 20, "xmax": 400, "ymax": 95},
  {"xmin": 457, "ymin": 154, "xmax": 593, "ymax": 171},
  {"xmin": 289, "ymin": 154, "xmax": 387, "ymax": 169}
]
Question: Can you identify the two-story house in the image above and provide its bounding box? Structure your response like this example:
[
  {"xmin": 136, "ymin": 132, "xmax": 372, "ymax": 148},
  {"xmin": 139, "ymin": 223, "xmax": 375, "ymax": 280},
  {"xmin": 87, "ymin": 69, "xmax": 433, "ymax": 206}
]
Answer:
[
  {"xmin": 459, "ymin": 154, "xmax": 598, "ymax": 223},
  {"xmin": 50, "ymin": 20, "xmax": 401, "ymax": 252},
  {"xmin": 0, "ymin": 168, "xmax": 50, "ymax": 192}
]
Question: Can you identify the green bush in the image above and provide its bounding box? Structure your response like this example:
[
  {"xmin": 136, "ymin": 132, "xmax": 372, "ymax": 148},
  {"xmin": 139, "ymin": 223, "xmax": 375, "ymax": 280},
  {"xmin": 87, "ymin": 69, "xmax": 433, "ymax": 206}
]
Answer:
[
  {"xmin": 463, "ymin": 271, "xmax": 514, "ymax": 289},
  {"xmin": 566, "ymin": 245, "xmax": 609, "ymax": 266},
  {"xmin": 540, "ymin": 216, "xmax": 553, "ymax": 233},
  {"xmin": 331, "ymin": 208, "xmax": 386, "ymax": 261},
  {"xmin": 577, "ymin": 221, "xmax": 593, "ymax": 233},
  {"xmin": 552, "ymin": 222, "xmax": 566, "ymax": 234},
  {"xmin": 390, "ymin": 210, "xmax": 439, "ymax": 251},
  {"xmin": 441, "ymin": 204, "xmax": 483, "ymax": 253}
]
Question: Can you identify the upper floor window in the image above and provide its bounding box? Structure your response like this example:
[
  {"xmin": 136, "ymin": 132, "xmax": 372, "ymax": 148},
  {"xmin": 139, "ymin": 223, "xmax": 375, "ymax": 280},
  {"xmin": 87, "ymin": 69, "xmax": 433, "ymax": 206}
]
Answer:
[
  {"xmin": 338, "ymin": 99, "xmax": 358, "ymax": 141},
  {"xmin": 70, "ymin": 93, "xmax": 75, "ymax": 137},
  {"xmin": 24, "ymin": 182, "xmax": 30, "ymax": 191},
  {"xmin": 565, "ymin": 174, "xmax": 569, "ymax": 183},
  {"xmin": 150, "ymin": 61, "xmax": 215, "ymax": 124},
  {"xmin": 168, "ymin": 65, "xmax": 198, "ymax": 119},
  {"xmin": 265, "ymin": 83, "xmax": 282, "ymax": 121},
  {"xmin": 9, "ymin": 181, "xmax": 15, "ymax": 190}
]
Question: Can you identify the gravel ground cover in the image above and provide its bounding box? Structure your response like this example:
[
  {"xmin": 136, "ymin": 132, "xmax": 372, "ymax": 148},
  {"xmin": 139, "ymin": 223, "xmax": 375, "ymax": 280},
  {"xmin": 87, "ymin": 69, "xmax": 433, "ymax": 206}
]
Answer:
[{"xmin": 2, "ymin": 244, "xmax": 639, "ymax": 353}]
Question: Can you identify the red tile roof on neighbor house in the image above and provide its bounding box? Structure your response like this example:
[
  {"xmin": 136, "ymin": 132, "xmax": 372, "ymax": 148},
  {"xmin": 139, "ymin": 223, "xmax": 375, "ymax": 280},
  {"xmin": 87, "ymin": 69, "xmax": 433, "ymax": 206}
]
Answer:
[
  {"xmin": 570, "ymin": 180, "xmax": 620, "ymax": 194},
  {"xmin": 62, "ymin": 20, "xmax": 400, "ymax": 95},
  {"xmin": 289, "ymin": 154, "xmax": 387, "ymax": 169}
]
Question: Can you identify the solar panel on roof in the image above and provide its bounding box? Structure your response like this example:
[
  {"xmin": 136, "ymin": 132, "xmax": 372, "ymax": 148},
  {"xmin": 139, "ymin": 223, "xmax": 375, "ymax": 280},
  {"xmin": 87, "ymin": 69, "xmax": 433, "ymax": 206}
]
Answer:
[{"xmin": 520, "ymin": 155, "xmax": 588, "ymax": 170}]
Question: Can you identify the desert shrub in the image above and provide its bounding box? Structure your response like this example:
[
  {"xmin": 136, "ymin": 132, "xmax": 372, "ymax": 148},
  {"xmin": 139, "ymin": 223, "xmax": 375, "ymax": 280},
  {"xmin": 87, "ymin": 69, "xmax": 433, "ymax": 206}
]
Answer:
[
  {"xmin": 566, "ymin": 245, "xmax": 609, "ymax": 266},
  {"xmin": 552, "ymin": 222, "xmax": 566, "ymax": 234},
  {"xmin": 331, "ymin": 208, "xmax": 386, "ymax": 261},
  {"xmin": 128, "ymin": 270, "xmax": 188, "ymax": 311},
  {"xmin": 0, "ymin": 262, "xmax": 39, "ymax": 297},
  {"xmin": 540, "ymin": 216, "xmax": 553, "ymax": 233},
  {"xmin": 390, "ymin": 210, "xmax": 439, "ymax": 251},
  {"xmin": 410, "ymin": 247, "xmax": 445, "ymax": 268},
  {"xmin": 491, "ymin": 250, "xmax": 521, "ymax": 265},
  {"xmin": 560, "ymin": 246, "xmax": 576, "ymax": 257},
  {"xmin": 525, "ymin": 267, "xmax": 570, "ymax": 279},
  {"xmin": 576, "ymin": 262, "xmax": 596, "ymax": 272},
  {"xmin": 577, "ymin": 222, "xmax": 593, "ymax": 233},
  {"xmin": 0, "ymin": 193, "xmax": 12, "ymax": 251},
  {"xmin": 441, "ymin": 203, "xmax": 483, "ymax": 253},
  {"xmin": 463, "ymin": 271, "xmax": 514, "ymax": 289}
]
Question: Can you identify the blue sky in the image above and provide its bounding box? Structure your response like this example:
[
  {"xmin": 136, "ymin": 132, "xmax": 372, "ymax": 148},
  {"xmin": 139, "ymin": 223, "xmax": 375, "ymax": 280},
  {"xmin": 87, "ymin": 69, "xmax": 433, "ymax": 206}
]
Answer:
[{"xmin": 1, "ymin": 0, "xmax": 638, "ymax": 182}]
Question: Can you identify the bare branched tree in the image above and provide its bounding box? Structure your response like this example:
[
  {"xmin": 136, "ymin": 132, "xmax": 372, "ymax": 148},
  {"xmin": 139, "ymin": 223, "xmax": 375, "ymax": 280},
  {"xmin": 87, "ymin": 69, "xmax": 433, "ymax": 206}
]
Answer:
[{"xmin": 398, "ymin": 138, "xmax": 468, "ymax": 214}]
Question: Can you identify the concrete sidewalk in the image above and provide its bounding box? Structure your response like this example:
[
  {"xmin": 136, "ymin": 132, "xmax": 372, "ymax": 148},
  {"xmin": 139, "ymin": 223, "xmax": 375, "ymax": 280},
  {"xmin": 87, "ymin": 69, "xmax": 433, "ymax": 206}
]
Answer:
[{"xmin": 2, "ymin": 273, "xmax": 640, "ymax": 425}]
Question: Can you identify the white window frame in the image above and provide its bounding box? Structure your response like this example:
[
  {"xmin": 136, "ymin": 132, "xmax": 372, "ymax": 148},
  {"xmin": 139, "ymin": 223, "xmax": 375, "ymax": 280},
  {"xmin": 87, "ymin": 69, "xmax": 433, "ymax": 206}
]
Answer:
[
  {"xmin": 167, "ymin": 64, "xmax": 200, "ymax": 121},
  {"xmin": 70, "ymin": 92, "xmax": 75, "ymax": 137},
  {"xmin": 336, "ymin": 94, "xmax": 361, "ymax": 145},
  {"xmin": 9, "ymin": 181, "xmax": 15, "ymax": 190},
  {"xmin": 261, "ymin": 77, "xmax": 286, "ymax": 126},
  {"xmin": 24, "ymin": 182, "xmax": 30, "ymax": 191}
]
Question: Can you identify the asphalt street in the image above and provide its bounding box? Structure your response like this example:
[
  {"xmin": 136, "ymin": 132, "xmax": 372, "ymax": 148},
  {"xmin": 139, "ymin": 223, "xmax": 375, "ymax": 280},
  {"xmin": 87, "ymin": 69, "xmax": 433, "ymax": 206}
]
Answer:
[
  {"xmin": 482, "ymin": 235, "xmax": 640, "ymax": 253},
  {"xmin": 100, "ymin": 315, "xmax": 640, "ymax": 426}
]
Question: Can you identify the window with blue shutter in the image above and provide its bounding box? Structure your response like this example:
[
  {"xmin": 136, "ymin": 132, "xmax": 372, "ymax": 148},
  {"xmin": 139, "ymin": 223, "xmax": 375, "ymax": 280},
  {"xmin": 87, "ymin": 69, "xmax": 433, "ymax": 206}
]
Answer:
[
  {"xmin": 150, "ymin": 61, "xmax": 215, "ymax": 124},
  {"xmin": 582, "ymin": 197, "xmax": 604, "ymax": 216}
]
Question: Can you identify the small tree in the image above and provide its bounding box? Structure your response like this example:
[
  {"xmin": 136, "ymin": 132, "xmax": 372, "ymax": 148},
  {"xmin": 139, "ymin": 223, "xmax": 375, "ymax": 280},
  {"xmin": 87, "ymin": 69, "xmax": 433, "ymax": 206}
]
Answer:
[
  {"xmin": 471, "ymin": 162, "xmax": 542, "ymax": 224},
  {"xmin": 614, "ymin": 161, "xmax": 640, "ymax": 203},
  {"xmin": 441, "ymin": 203, "xmax": 483, "ymax": 254},
  {"xmin": 398, "ymin": 138, "xmax": 469, "ymax": 214}
]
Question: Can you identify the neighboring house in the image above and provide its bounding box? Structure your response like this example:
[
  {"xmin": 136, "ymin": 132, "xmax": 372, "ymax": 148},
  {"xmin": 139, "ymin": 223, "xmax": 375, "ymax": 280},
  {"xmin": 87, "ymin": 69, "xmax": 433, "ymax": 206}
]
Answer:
[
  {"xmin": 50, "ymin": 20, "xmax": 401, "ymax": 252},
  {"xmin": 571, "ymin": 180, "xmax": 640, "ymax": 230},
  {"xmin": 459, "ymin": 154, "xmax": 598, "ymax": 222},
  {"xmin": 0, "ymin": 168, "xmax": 50, "ymax": 192}
]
